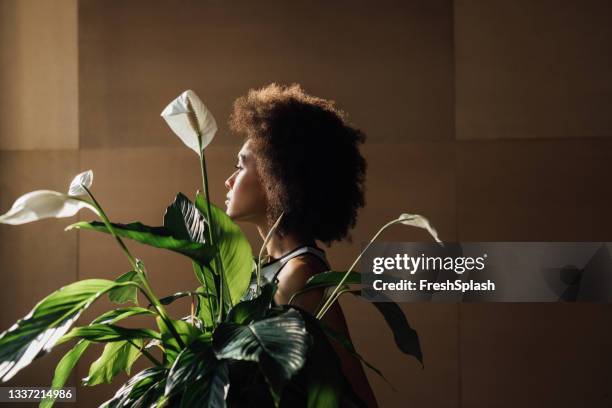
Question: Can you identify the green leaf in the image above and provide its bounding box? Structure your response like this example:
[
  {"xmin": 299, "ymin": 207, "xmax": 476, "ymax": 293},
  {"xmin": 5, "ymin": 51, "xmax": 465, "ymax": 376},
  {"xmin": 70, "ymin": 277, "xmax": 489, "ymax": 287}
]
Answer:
[
  {"xmin": 157, "ymin": 291, "xmax": 197, "ymax": 306},
  {"xmin": 100, "ymin": 366, "xmax": 167, "ymax": 408},
  {"xmin": 164, "ymin": 340, "xmax": 229, "ymax": 408},
  {"xmin": 83, "ymin": 339, "xmax": 143, "ymax": 386},
  {"xmin": 156, "ymin": 317, "xmax": 201, "ymax": 364},
  {"xmin": 60, "ymin": 324, "xmax": 161, "ymax": 344},
  {"xmin": 193, "ymin": 261, "xmax": 214, "ymax": 289},
  {"xmin": 213, "ymin": 308, "xmax": 311, "ymax": 401},
  {"xmin": 66, "ymin": 220, "xmax": 216, "ymax": 265},
  {"xmin": 164, "ymin": 193, "xmax": 207, "ymax": 243},
  {"xmin": 180, "ymin": 360, "xmax": 229, "ymax": 408},
  {"xmin": 41, "ymin": 306, "xmax": 155, "ymax": 408},
  {"xmin": 304, "ymin": 271, "xmax": 362, "ymax": 289},
  {"xmin": 91, "ymin": 307, "xmax": 156, "ymax": 325},
  {"xmin": 154, "ymin": 288, "xmax": 215, "ymax": 330},
  {"xmin": 193, "ymin": 261, "xmax": 218, "ymax": 328},
  {"xmin": 289, "ymin": 271, "xmax": 361, "ymax": 303},
  {"xmin": 226, "ymin": 282, "xmax": 277, "ymax": 325},
  {"xmin": 108, "ymin": 271, "xmax": 142, "ymax": 304},
  {"xmin": 350, "ymin": 289, "xmax": 423, "ymax": 367},
  {"xmin": 292, "ymin": 271, "xmax": 405, "ymax": 302},
  {"xmin": 40, "ymin": 340, "xmax": 90, "ymax": 408},
  {"xmin": 0, "ymin": 279, "xmax": 137, "ymax": 381},
  {"xmin": 195, "ymin": 192, "xmax": 253, "ymax": 312}
]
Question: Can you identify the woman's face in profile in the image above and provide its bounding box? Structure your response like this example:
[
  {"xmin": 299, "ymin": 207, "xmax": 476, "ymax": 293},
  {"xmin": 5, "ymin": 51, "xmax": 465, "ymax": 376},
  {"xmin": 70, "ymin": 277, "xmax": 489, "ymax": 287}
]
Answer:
[{"xmin": 224, "ymin": 139, "xmax": 268, "ymax": 223}]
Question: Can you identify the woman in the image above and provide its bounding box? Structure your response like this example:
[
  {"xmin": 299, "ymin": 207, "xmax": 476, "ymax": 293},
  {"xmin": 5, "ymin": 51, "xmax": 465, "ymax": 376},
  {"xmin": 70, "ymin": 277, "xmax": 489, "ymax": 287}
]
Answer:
[{"xmin": 223, "ymin": 83, "xmax": 378, "ymax": 407}]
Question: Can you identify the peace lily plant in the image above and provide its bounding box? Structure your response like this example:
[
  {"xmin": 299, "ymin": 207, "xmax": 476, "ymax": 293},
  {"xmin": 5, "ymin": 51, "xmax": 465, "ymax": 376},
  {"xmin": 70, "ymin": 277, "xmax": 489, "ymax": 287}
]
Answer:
[{"xmin": 0, "ymin": 89, "xmax": 443, "ymax": 408}]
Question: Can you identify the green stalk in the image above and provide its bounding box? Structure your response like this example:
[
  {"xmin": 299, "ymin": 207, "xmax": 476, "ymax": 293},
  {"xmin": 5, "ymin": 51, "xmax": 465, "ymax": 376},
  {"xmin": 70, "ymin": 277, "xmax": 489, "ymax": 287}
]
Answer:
[
  {"xmin": 197, "ymin": 137, "xmax": 230, "ymax": 323},
  {"xmin": 256, "ymin": 212, "xmax": 285, "ymax": 296},
  {"xmin": 316, "ymin": 218, "xmax": 403, "ymax": 319},
  {"xmin": 198, "ymin": 153, "xmax": 222, "ymax": 313},
  {"xmin": 80, "ymin": 186, "xmax": 186, "ymax": 348}
]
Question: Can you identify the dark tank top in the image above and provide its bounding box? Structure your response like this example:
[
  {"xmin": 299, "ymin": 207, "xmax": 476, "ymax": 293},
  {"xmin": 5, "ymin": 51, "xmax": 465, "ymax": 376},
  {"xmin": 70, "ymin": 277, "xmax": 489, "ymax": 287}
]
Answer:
[{"xmin": 240, "ymin": 245, "xmax": 331, "ymax": 303}]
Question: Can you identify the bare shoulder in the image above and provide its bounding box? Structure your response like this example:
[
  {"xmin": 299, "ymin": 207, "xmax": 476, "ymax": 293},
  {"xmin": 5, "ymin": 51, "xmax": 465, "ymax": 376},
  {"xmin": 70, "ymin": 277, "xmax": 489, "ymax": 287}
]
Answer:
[
  {"xmin": 286, "ymin": 254, "xmax": 328, "ymax": 275},
  {"xmin": 274, "ymin": 255, "xmax": 328, "ymax": 308},
  {"xmin": 280, "ymin": 255, "xmax": 327, "ymax": 288}
]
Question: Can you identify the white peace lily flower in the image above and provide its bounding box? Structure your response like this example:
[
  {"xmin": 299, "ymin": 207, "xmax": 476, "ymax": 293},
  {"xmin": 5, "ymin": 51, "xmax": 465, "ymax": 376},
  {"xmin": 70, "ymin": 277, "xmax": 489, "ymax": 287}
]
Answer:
[
  {"xmin": 399, "ymin": 213, "xmax": 444, "ymax": 246},
  {"xmin": 68, "ymin": 169, "xmax": 94, "ymax": 196},
  {"xmin": 0, "ymin": 170, "xmax": 98, "ymax": 225},
  {"xmin": 0, "ymin": 191, "xmax": 98, "ymax": 225},
  {"xmin": 160, "ymin": 89, "xmax": 218, "ymax": 154}
]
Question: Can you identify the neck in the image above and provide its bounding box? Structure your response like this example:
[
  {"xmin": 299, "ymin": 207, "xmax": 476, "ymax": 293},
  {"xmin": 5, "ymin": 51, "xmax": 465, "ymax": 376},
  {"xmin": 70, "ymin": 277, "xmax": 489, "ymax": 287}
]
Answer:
[{"xmin": 255, "ymin": 222, "xmax": 316, "ymax": 260}]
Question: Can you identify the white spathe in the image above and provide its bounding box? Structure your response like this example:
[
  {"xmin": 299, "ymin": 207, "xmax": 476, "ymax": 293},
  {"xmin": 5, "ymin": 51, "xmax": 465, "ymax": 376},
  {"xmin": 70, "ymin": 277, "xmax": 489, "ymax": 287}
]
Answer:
[
  {"xmin": 399, "ymin": 213, "xmax": 444, "ymax": 246},
  {"xmin": 160, "ymin": 89, "xmax": 218, "ymax": 154},
  {"xmin": 0, "ymin": 190, "xmax": 98, "ymax": 225},
  {"xmin": 0, "ymin": 169, "xmax": 98, "ymax": 225},
  {"xmin": 68, "ymin": 169, "xmax": 94, "ymax": 196}
]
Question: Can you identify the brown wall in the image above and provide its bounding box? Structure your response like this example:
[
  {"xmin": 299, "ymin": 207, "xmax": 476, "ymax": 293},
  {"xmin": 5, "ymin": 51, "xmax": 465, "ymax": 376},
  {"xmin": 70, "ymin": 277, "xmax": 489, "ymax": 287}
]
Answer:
[{"xmin": 1, "ymin": 0, "xmax": 611, "ymax": 407}]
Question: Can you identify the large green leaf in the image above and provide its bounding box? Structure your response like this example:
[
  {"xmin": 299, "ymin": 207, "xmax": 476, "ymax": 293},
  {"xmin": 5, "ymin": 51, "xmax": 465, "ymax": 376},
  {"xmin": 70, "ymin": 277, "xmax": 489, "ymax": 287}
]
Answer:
[
  {"xmin": 195, "ymin": 192, "xmax": 254, "ymax": 311},
  {"xmin": 59, "ymin": 324, "xmax": 161, "ymax": 344},
  {"xmin": 40, "ymin": 340, "xmax": 90, "ymax": 408},
  {"xmin": 156, "ymin": 317, "xmax": 201, "ymax": 364},
  {"xmin": 292, "ymin": 271, "xmax": 405, "ymax": 302},
  {"xmin": 180, "ymin": 359, "xmax": 229, "ymax": 408},
  {"xmin": 165, "ymin": 339, "xmax": 229, "ymax": 408},
  {"xmin": 164, "ymin": 193, "xmax": 207, "ymax": 244},
  {"xmin": 0, "ymin": 279, "xmax": 137, "ymax": 382},
  {"xmin": 350, "ymin": 289, "xmax": 423, "ymax": 367},
  {"xmin": 213, "ymin": 308, "xmax": 311, "ymax": 401},
  {"xmin": 156, "ymin": 291, "xmax": 199, "ymax": 306},
  {"xmin": 303, "ymin": 271, "xmax": 361, "ymax": 289},
  {"xmin": 91, "ymin": 307, "xmax": 156, "ymax": 325},
  {"xmin": 289, "ymin": 271, "xmax": 361, "ymax": 303},
  {"xmin": 41, "ymin": 306, "xmax": 155, "ymax": 408},
  {"xmin": 66, "ymin": 220, "xmax": 216, "ymax": 265},
  {"xmin": 108, "ymin": 271, "xmax": 142, "ymax": 304},
  {"xmin": 100, "ymin": 366, "xmax": 167, "ymax": 408},
  {"xmin": 193, "ymin": 261, "xmax": 218, "ymax": 328},
  {"xmin": 83, "ymin": 339, "xmax": 143, "ymax": 386},
  {"xmin": 226, "ymin": 282, "xmax": 277, "ymax": 325}
]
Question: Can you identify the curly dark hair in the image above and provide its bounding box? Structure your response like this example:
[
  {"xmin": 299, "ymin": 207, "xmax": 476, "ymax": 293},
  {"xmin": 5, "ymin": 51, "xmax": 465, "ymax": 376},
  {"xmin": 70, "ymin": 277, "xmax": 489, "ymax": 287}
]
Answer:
[{"xmin": 228, "ymin": 83, "xmax": 367, "ymax": 247}]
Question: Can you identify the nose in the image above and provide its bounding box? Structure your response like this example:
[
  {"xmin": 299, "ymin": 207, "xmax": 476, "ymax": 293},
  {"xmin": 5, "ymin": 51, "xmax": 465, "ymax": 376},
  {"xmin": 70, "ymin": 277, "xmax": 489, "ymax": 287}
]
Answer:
[{"xmin": 225, "ymin": 172, "xmax": 236, "ymax": 190}]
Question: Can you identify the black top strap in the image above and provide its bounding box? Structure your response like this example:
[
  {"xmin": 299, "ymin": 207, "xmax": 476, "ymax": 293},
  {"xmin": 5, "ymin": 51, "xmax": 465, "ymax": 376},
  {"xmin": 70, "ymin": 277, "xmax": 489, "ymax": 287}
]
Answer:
[{"xmin": 259, "ymin": 245, "xmax": 330, "ymax": 283}]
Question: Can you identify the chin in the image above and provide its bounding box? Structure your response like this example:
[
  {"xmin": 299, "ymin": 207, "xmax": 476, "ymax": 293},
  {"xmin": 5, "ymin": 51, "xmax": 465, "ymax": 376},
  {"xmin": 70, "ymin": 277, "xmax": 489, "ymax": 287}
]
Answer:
[{"xmin": 225, "ymin": 206, "xmax": 241, "ymax": 221}]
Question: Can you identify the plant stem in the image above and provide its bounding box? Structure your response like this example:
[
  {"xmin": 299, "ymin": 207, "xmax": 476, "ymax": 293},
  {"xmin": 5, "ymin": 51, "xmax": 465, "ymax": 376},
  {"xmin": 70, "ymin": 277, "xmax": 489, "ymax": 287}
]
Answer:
[
  {"xmin": 81, "ymin": 186, "xmax": 186, "ymax": 348},
  {"xmin": 256, "ymin": 211, "xmax": 284, "ymax": 296},
  {"xmin": 316, "ymin": 218, "xmax": 402, "ymax": 319},
  {"xmin": 127, "ymin": 339, "xmax": 162, "ymax": 367},
  {"xmin": 197, "ymin": 139, "xmax": 230, "ymax": 323}
]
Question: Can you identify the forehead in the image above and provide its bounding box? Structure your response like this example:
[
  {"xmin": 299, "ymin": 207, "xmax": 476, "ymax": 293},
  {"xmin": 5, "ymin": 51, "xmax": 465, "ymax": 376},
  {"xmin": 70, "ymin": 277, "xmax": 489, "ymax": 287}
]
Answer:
[{"xmin": 238, "ymin": 139, "xmax": 253, "ymax": 158}]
